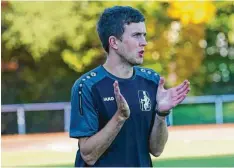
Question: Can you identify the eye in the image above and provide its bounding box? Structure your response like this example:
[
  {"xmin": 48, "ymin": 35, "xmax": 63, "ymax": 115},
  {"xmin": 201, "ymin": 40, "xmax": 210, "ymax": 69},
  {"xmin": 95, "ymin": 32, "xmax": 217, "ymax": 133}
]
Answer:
[
  {"xmin": 132, "ymin": 33, "xmax": 147, "ymax": 38},
  {"xmin": 133, "ymin": 33, "xmax": 141, "ymax": 37}
]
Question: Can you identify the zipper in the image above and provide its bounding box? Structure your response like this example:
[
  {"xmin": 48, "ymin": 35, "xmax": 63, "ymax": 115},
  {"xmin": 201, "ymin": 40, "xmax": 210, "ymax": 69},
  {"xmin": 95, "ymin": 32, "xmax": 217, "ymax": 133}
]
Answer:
[{"xmin": 79, "ymin": 90, "xmax": 83, "ymax": 115}]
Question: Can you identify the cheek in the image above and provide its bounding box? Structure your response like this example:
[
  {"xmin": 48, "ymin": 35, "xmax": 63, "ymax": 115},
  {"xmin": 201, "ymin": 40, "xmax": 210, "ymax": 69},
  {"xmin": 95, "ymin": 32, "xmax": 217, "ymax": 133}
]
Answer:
[{"xmin": 123, "ymin": 39, "xmax": 138, "ymax": 52}]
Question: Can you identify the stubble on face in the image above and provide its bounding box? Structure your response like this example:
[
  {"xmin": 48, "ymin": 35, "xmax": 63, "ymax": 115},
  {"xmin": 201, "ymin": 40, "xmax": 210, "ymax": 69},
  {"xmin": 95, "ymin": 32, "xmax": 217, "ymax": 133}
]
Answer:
[
  {"xmin": 117, "ymin": 22, "xmax": 146, "ymax": 66},
  {"xmin": 118, "ymin": 50, "xmax": 143, "ymax": 66}
]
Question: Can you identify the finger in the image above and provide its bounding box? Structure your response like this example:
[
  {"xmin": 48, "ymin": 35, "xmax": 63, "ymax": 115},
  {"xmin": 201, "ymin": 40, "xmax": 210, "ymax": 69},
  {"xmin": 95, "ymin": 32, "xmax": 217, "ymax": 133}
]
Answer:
[
  {"xmin": 113, "ymin": 81, "xmax": 127, "ymax": 105},
  {"xmin": 176, "ymin": 80, "xmax": 190, "ymax": 93},
  {"xmin": 171, "ymin": 88, "xmax": 178, "ymax": 98},
  {"xmin": 172, "ymin": 92, "xmax": 187, "ymax": 106},
  {"xmin": 176, "ymin": 80, "xmax": 189, "ymax": 91},
  {"xmin": 177, "ymin": 82, "xmax": 190, "ymax": 95},
  {"xmin": 174, "ymin": 87, "xmax": 190, "ymax": 101},
  {"xmin": 174, "ymin": 94, "xmax": 187, "ymax": 105},
  {"xmin": 159, "ymin": 77, "xmax": 165, "ymax": 89},
  {"xmin": 113, "ymin": 81, "xmax": 120, "ymax": 95},
  {"xmin": 113, "ymin": 81, "xmax": 121, "ymax": 101},
  {"xmin": 175, "ymin": 80, "xmax": 186, "ymax": 91},
  {"xmin": 119, "ymin": 94, "xmax": 128, "ymax": 108},
  {"xmin": 114, "ymin": 90, "xmax": 129, "ymax": 113}
]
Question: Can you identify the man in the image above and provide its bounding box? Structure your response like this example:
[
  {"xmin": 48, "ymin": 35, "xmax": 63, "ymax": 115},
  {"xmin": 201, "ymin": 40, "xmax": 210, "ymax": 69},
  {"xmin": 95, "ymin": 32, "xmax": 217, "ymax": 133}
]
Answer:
[{"xmin": 70, "ymin": 6, "xmax": 190, "ymax": 167}]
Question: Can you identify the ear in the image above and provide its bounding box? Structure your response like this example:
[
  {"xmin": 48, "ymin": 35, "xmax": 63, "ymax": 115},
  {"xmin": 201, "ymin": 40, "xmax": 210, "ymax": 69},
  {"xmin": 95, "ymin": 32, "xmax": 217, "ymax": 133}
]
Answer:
[{"xmin": 109, "ymin": 36, "xmax": 119, "ymax": 50}]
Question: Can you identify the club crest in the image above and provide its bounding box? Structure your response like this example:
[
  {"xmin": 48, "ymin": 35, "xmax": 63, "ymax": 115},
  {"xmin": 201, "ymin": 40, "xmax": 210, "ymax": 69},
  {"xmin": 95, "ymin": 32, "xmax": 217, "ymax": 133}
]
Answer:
[{"xmin": 138, "ymin": 90, "xmax": 151, "ymax": 111}]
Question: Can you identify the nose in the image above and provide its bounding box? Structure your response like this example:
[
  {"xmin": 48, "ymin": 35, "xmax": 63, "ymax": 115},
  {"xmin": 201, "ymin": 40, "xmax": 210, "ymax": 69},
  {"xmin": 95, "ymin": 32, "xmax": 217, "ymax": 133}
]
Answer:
[{"xmin": 140, "ymin": 37, "xmax": 147, "ymax": 47}]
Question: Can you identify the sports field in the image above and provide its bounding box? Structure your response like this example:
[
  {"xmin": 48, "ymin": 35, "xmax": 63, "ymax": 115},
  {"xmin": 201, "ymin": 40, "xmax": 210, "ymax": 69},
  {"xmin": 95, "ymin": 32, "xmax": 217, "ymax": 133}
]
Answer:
[{"xmin": 2, "ymin": 124, "xmax": 234, "ymax": 167}]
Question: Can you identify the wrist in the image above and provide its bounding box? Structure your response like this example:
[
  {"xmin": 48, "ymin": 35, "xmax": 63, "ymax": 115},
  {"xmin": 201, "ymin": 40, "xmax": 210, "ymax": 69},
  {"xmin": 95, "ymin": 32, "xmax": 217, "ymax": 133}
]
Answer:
[
  {"xmin": 156, "ymin": 114, "xmax": 166, "ymax": 121},
  {"xmin": 155, "ymin": 104, "xmax": 171, "ymax": 117},
  {"xmin": 115, "ymin": 110, "xmax": 128, "ymax": 122},
  {"xmin": 156, "ymin": 110, "xmax": 170, "ymax": 117}
]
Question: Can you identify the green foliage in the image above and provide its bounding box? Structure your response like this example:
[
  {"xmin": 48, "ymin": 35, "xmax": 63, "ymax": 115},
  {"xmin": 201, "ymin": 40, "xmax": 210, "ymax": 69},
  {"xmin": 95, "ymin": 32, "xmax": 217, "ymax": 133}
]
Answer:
[
  {"xmin": 1, "ymin": 1, "xmax": 234, "ymax": 134},
  {"xmin": 2, "ymin": 1, "xmax": 207, "ymax": 82},
  {"xmin": 193, "ymin": 1, "xmax": 234, "ymax": 95},
  {"xmin": 2, "ymin": 2, "xmax": 102, "ymax": 63}
]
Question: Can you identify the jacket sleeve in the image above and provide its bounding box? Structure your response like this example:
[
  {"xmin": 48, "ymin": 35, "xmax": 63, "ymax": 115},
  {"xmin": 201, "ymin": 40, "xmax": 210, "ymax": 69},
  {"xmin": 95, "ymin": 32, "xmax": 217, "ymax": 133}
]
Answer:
[{"xmin": 69, "ymin": 80, "xmax": 98, "ymax": 138}]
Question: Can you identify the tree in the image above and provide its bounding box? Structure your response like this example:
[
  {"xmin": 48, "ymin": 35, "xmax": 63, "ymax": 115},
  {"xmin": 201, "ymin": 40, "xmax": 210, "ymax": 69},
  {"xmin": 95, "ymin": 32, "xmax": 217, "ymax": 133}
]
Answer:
[
  {"xmin": 2, "ymin": 1, "xmax": 233, "ymax": 105},
  {"xmin": 197, "ymin": 2, "xmax": 234, "ymax": 95},
  {"xmin": 2, "ymin": 1, "xmax": 233, "ymax": 134}
]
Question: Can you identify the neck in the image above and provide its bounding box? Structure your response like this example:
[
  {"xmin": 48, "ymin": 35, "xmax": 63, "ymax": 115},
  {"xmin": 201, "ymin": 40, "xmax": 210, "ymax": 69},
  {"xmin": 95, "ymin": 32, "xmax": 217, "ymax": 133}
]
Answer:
[{"xmin": 103, "ymin": 51, "xmax": 134, "ymax": 79}]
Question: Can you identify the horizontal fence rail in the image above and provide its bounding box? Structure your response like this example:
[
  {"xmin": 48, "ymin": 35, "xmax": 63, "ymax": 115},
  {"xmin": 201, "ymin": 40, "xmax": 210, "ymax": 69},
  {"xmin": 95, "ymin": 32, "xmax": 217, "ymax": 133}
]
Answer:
[{"xmin": 1, "ymin": 95, "xmax": 234, "ymax": 134}]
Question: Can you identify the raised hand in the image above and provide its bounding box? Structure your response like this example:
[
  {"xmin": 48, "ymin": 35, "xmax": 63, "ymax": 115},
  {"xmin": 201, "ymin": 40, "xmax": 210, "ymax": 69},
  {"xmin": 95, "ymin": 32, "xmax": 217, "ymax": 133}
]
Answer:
[
  {"xmin": 156, "ymin": 77, "xmax": 190, "ymax": 113},
  {"xmin": 113, "ymin": 81, "xmax": 130, "ymax": 119}
]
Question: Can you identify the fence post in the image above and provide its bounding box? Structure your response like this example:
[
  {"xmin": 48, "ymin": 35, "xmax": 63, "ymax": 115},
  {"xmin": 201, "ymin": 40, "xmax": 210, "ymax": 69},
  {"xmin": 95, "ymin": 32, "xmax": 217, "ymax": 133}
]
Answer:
[
  {"xmin": 17, "ymin": 107, "xmax": 26, "ymax": 134},
  {"xmin": 169, "ymin": 109, "xmax": 173, "ymax": 126},
  {"xmin": 64, "ymin": 106, "xmax": 71, "ymax": 132},
  {"xmin": 215, "ymin": 97, "xmax": 223, "ymax": 124}
]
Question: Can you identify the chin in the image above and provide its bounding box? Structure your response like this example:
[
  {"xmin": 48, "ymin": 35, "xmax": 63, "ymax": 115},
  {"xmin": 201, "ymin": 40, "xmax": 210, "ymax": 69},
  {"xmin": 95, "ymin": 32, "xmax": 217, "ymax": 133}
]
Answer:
[
  {"xmin": 136, "ymin": 62, "xmax": 143, "ymax": 65},
  {"xmin": 126, "ymin": 57, "xmax": 143, "ymax": 66},
  {"xmin": 136, "ymin": 59, "xmax": 144, "ymax": 65},
  {"xmin": 132, "ymin": 61, "xmax": 143, "ymax": 66}
]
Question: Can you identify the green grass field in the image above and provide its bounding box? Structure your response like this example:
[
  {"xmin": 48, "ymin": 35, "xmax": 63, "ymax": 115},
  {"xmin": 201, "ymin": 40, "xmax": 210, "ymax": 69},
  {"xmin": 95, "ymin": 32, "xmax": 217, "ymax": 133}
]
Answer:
[
  {"xmin": 153, "ymin": 154, "xmax": 234, "ymax": 167},
  {"xmin": 32, "ymin": 155, "xmax": 234, "ymax": 167},
  {"xmin": 3, "ymin": 153, "xmax": 234, "ymax": 167},
  {"xmin": 12, "ymin": 154, "xmax": 234, "ymax": 167}
]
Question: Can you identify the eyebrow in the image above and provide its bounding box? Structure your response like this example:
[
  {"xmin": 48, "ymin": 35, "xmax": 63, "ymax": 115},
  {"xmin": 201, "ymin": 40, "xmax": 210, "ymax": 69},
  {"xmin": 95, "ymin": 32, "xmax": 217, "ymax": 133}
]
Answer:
[{"xmin": 132, "ymin": 32, "xmax": 147, "ymax": 36}]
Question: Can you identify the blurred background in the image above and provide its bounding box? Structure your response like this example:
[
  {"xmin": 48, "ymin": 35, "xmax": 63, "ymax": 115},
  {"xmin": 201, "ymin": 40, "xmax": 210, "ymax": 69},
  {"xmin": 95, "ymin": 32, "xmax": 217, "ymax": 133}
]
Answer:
[{"xmin": 1, "ymin": 1, "xmax": 234, "ymax": 167}]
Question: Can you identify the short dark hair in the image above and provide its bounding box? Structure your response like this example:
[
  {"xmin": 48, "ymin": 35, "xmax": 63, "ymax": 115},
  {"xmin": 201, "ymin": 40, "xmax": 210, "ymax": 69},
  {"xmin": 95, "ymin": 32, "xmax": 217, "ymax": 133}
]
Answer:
[{"xmin": 97, "ymin": 6, "xmax": 145, "ymax": 53}]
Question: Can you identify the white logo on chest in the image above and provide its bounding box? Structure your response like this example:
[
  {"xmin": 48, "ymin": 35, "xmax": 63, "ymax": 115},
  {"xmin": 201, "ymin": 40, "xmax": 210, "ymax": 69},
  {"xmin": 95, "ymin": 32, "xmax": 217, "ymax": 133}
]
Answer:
[
  {"xmin": 103, "ymin": 97, "xmax": 115, "ymax": 102},
  {"xmin": 138, "ymin": 90, "xmax": 151, "ymax": 111}
]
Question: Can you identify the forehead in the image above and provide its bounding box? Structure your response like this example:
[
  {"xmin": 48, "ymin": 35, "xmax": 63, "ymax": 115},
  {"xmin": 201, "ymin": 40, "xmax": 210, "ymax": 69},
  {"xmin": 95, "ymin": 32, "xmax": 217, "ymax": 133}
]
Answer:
[{"xmin": 124, "ymin": 22, "xmax": 146, "ymax": 34}]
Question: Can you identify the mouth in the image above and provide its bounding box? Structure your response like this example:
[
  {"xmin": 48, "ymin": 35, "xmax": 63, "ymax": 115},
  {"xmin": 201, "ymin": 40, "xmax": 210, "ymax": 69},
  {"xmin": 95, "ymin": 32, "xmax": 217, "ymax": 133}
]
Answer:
[{"xmin": 138, "ymin": 50, "xmax": 144, "ymax": 57}]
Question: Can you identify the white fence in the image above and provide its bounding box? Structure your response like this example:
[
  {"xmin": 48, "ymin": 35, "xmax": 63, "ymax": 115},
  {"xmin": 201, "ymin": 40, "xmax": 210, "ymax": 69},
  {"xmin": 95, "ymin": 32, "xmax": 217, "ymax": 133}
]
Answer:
[{"xmin": 1, "ymin": 95, "xmax": 234, "ymax": 134}]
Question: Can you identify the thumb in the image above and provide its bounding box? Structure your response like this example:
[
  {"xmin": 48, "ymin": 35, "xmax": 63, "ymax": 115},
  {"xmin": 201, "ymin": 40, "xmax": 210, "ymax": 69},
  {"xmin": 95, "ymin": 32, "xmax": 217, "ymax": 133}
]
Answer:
[
  {"xmin": 159, "ymin": 77, "xmax": 165, "ymax": 89},
  {"xmin": 113, "ymin": 81, "xmax": 119, "ymax": 95}
]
